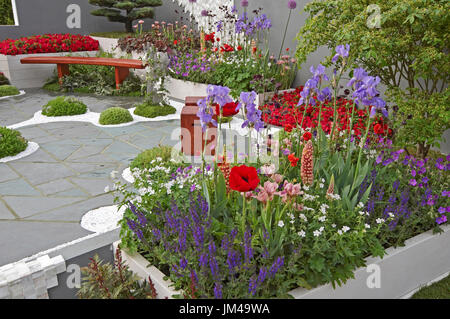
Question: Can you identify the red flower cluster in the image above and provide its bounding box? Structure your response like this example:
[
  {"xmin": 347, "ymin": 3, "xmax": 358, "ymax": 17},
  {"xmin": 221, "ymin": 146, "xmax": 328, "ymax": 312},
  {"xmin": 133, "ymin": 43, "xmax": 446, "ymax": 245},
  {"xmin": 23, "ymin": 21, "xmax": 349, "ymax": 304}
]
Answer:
[
  {"xmin": 288, "ymin": 153, "xmax": 299, "ymax": 167},
  {"xmin": 0, "ymin": 34, "xmax": 99, "ymax": 56},
  {"xmin": 215, "ymin": 102, "xmax": 239, "ymax": 117},
  {"xmin": 204, "ymin": 32, "xmax": 216, "ymax": 43},
  {"xmin": 220, "ymin": 44, "xmax": 234, "ymax": 52},
  {"xmin": 303, "ymin": 132, "xmax": 312, "ymax": 141},
  {"xmin": 229, "ymin": 165, "xmax": 260, "ymax": 192},
  {"xmin": 260, "ymin": 87, "xmax": 389, "ymax": 138}
]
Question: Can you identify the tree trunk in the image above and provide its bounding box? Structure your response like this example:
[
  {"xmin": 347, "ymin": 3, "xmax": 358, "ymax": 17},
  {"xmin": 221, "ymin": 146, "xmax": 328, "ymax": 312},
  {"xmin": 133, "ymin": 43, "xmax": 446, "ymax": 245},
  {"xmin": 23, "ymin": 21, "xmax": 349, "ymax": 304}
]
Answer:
[{"xmin": 125, "ymin": 19, "xmax": 133, "ymax": 33}]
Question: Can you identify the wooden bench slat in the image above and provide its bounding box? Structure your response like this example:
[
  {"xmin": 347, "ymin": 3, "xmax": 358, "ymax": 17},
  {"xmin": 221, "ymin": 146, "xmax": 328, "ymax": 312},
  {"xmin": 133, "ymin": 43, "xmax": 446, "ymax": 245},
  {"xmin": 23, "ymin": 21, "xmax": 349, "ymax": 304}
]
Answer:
[{"xmin": 20, "ymin": 56, "xmax": 145, "ymax": 69}]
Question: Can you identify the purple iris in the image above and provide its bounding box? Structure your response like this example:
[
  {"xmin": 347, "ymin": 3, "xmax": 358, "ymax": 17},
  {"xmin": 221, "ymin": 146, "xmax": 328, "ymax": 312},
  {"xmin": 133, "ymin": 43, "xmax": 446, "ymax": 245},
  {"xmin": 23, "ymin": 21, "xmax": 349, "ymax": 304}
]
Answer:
[
  {"xmin": 237, "ymin": 91, "xmax": 264, "ymax": 132},
  {"xmin": 332, "ymin": 44, "xmax": 350, "ymax": 63}
]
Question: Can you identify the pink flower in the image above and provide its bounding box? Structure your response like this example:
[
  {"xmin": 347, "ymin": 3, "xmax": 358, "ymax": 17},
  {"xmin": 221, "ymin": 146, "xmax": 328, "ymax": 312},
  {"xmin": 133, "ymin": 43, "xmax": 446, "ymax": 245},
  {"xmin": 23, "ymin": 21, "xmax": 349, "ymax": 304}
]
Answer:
[
  {"xmin": 271, "ymin": 174, "xmax": 284, "ymax": 184},
  {"xmin": 138, "ymin": 20, "xmax": 144, "ymax": 24},
  {"xmin": 261, "ymin": 164, "xmax": 276, "ymax": 175},
  {"xmin": 133, "ymin": 25, "xmax": 138, "ymax": 29}
]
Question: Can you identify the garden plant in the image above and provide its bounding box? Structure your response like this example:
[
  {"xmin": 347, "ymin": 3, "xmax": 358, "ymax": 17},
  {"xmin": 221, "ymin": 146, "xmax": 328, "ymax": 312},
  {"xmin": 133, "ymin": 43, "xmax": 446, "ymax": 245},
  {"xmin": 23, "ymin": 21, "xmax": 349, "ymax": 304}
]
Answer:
[
  {"xmin": 99, "ymin": 107, "xmax": 134, "ymax": 125},
  {"xmin": 42, "ymin": 96, "xmax": 88, "ymax": 117}
]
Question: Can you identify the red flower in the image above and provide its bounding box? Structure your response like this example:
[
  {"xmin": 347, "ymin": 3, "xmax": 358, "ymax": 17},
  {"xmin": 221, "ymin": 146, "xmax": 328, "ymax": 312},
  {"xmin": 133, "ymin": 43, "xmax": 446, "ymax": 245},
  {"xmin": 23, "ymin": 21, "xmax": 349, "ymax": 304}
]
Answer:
[
  {"xmin": 216, "ymin": 37, "xmax": 220, "ymax": 42},
  {"xmin": 302, "ymin": 132, "xmax": 312, "ymax": 141},
  {"xmin": 229, "ymin": 165, "xmax": 260, "ymax": 192},
  {"xmin": 288, "ymin": 153, "xmax": 300, "ymax": 167},
  {"xmin": 204, "ymin": 32, "xmax": 215, "ymax": 43},
  {"xmin": 252, "ymin": 47, "xmax": 257, "ymax": 54},
  {"xmin": 284, "ymin": 124, "xmax": 293, "ymax": 132},
  {"xmin": 374, "ymin": 123, "xmax": 384, "ymax": 135},
  {"xmin": 237, "ymin": 45, "xmax": 243, "ymax": 51},
  {"xmin": 173, "ymin": 40, "xmax": 178, "ymax": 45},
  {"xmin": 215, "ymin": 102, "xmax": 239, "ymax": 117}
]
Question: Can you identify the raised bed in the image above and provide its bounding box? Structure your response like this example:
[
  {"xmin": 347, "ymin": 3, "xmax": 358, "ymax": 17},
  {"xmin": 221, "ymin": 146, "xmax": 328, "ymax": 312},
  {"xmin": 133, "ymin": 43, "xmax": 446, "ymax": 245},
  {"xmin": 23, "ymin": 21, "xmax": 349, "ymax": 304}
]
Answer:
[
  {"xmin": 0, "ymin": 51, "xmax": 97, "ymax": 89},
  {"xmin": 115, "ymin": 224, "xmax": 450, "ymax": 299}
]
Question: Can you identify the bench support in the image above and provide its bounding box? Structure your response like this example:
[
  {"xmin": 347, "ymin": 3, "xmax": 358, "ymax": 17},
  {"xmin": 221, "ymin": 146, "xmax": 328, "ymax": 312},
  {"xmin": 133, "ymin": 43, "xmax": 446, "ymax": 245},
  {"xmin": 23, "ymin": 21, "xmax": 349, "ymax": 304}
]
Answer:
[
  {"xmin": 57, "ymin": 64, "xmax": 70, "ymax": 85},
  {"xmin": 115, "ymin": 67, "xmax": 130, "ymax": 90}
]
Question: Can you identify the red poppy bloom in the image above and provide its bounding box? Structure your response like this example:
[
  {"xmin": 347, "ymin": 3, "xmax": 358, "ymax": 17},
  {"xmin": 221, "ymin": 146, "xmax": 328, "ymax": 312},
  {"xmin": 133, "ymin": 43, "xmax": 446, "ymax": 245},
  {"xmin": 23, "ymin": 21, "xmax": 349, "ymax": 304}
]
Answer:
[
  {"xmin": 173, "ymin": 40, "xmax": 178, "ymax": 45},
  {"xmin": 303, "ymin": 132, "xmax": 312, "ymax": 141},
  {"xmin": 288, "ymin": 153, "xmax": 299, "ymax": 167},
  {"xmin": 252, "ymin": 47, "xmax": 257, "ymax": 54},
  {"xmin": 204, "ymin": 32, "xmax": 215, "ymax": 43},
  {"xmin": 215, "ymin": 102, "xmax": 239, "ymax": 117},
  {"xmin": 229, "ymin": 165, "xmax": 260, "ymax": 192},
  {"xmin": 284, "ymin": 124, "xmax": 293, "ymax": 132},
  {"xmin": 237, "ymin": 45, "xmax": 243, "ymax": 51}
]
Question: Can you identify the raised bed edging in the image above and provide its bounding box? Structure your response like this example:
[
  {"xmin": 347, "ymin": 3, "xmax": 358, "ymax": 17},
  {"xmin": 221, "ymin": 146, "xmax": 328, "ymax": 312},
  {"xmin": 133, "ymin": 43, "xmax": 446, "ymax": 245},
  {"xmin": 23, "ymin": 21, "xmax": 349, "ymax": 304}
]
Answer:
[
  {"xmin": 0, "ymin": 51, "xmax": 98, "ymax": 89},
  {"xmin": 116, "ymin": 224, "xmax": 450, "ymax": 299}
]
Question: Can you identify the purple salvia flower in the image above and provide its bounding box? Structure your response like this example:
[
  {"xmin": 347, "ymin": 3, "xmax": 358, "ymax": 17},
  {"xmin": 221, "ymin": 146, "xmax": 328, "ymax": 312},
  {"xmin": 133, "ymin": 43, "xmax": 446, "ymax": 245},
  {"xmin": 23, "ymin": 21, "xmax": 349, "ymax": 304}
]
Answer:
[
  {"xmin": 214, "ymin": 283, "xmax": 223, "ymax": 299},
  {"xmin": 269, "ymin": 256, "xmax": 284, "ymax": 277}
]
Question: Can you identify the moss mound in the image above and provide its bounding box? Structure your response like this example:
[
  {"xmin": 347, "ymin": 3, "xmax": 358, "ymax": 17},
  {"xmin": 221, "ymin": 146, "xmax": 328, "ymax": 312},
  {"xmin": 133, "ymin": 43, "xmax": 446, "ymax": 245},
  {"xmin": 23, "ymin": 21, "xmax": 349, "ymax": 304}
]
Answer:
[
  {"xmin": 0, "ymin": 72, "xmax": 10, "ymax": 85},
  {"xmin": 130, "ymin": 145, "xmax": 177, "ymax": 169},
  {"xmin": 0, "ymin": 127, "xmax": 28, "ymax": 159},
  {"xmin": 0, "ymin": 85, "xmax": 19, "ymax": 97},
  {"xmin": 133, "ymin": 102, "xmax": 176, "ymax": 118},
  {"xmin": 99, "ymin": 107, "xmax": 133, "ymax": 125},
  {"xmin": 42, "ymin": 96, "xmax": 88, "ymax": 116}
]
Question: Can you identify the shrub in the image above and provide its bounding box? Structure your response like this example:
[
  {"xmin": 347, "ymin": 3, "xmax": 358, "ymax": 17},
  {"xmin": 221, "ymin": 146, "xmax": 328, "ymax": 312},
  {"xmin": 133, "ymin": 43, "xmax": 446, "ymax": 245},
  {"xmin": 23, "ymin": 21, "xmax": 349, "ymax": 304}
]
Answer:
[
  {"xmin": 130, "ymin": 145, "xmax": 175, "ymax": 169},
  {"xmin": 77, "ymin": 247, "xmax": 158, "ymax": 299},
  {"xmin": 42, "ymin": 96, "xmax": 88, "ymax": 116},
  {"xmin": 0, "ymin": 85, "xmax": 19, "ymax": 97},
  {"xmin": 295, "ymin": 0, "xmax": 450, "ymax": 158},
  {"xmin": 0, "ymin": 72, "xmax": 10, "ymax": 85},
  {"xmin": 99, "ymin": 107, "xmax": 133, "ymax": 125},
  {"xmin": 133, "ymin": 102, "xmax": 176, "ymax": 118},
  {"xmin": 0, "ymin": 127, "xmax": 28, "ymax": 159}
]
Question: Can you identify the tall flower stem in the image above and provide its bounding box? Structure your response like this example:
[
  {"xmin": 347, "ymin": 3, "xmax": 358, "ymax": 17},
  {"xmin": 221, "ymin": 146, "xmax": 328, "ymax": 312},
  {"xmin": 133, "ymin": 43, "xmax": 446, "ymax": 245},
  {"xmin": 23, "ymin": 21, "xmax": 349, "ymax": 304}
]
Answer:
[
  {"xmin": 354, "ymin": 115, "xmax": 373, "ymax": 182},
  {"xmin": 346, "ymin": 101, "xmax": 357, "ymax": 159},
  {"xmin": 241, "ymin": 192, "xmax": 247, "ymax": 235},
  {"xmin": 278, "ymin": 9, "xmax": 292, "ymax": 60}
]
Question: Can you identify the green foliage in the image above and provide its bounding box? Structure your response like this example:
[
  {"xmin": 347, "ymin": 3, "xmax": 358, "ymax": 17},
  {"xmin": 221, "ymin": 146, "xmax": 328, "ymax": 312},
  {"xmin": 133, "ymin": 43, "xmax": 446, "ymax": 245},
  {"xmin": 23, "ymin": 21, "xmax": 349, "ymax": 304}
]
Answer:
[
  {"xmin": 411, "ymin": 274, "xmax": 450, "ymax": 299},
  {"xmin": 133, "ymin": 101, "xmax": 176, "ymax": 118},
  {"xmin": 99, "ymin": 107, "xmax": 133, "ymax": 125},
  {"xmin": 0, "ymin": 0, "xmax": 14, "ymax": 25},
  {"xmin": 46, "ymin": 51, "xmax": 145, "ymax": 96},
  {"xmin": 0, "ymin": 127, "xmax": 28, "ymax": 159},
  {"xmin": 42, "ymin": 96, "xmax": 88, "ymax": 117},
  {"xmin": 89, "ymin": 0, "xmax": 163, "ymax": 32},
  {"xmin": 0, "ymin": 72, "xmax": 10, "ymax": 85},
  {"xmin": 295, "ymin": 0, "xmax": 450, "ymax": 157},
  {"xmin": 130, "ymin": 145, "xmax": 176, "ymax": 169},
  {"xmin": 77, "ymin": 248, "xmax": 158, "ymax": 299},
  {"xmin": 0, "ymin": 85, "xmax": 19, "ymax": 97}
]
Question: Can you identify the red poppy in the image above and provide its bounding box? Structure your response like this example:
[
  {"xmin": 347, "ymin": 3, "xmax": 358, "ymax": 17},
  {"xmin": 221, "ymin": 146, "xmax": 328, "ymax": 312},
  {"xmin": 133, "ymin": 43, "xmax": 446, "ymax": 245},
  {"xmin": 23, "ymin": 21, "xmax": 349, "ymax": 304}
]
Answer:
[
  {"xmin": 303, "ymin": 132, "xmax": 312, "ymax": 141},
  {"xmin": 173, "ymin": 40, "xmax": 178, "ymax": 45},
  {"xmin": 237, "ymin": 45, "xmax": 243, "ymax": 51},
  {"xmin": 286, "ymin": 48, "xmax": 290, "ymax": 52},
  {"xmin": 252, "ymin": 47, "xmax": 257, "ymax": 54},
  {"xmin": 229, "ymin": 165, "xmax": 260, "ymax": 192},
  {"xmin": 216, "ymin": 37, "xmax": 220, "ymax": 42},
  {"xmin": 204, "ymin": 32, "xmax": 215, "ymax": 43},
  {"xmin": 288, "ymin": 153, "xmax": 299, "ymax": 167},
  {"xmin": 215, "ymin": 102, "xmax": 239, "ymax": 117}
]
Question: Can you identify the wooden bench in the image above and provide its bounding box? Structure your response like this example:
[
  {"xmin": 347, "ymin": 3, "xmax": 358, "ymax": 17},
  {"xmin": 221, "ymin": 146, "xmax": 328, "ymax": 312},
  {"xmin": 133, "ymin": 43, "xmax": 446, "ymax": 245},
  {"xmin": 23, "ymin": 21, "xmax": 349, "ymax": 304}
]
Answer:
[{"xmin": 20, "ymin": 56, "xmax": 145, "ymax": 89}]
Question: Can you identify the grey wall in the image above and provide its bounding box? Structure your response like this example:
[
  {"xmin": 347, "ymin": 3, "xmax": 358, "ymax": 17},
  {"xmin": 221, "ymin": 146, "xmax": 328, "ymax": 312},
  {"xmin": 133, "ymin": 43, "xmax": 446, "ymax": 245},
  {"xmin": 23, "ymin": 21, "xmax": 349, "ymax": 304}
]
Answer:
[
  {"xmin": 0, "ymin": 0, "xmax": 190, "ymax": 40},
  {"xmin": 235, "ymin": 0, "xmax": 330, "ymax": 86}
]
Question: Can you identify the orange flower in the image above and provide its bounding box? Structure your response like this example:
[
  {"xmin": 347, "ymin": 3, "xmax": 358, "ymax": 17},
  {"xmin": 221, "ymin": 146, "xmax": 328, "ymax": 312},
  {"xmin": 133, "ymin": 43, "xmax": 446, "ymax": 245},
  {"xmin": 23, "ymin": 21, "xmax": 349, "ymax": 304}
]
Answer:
[{"xmin": 288, "ymin": 153, "xmax": 299, "ymax": 167}]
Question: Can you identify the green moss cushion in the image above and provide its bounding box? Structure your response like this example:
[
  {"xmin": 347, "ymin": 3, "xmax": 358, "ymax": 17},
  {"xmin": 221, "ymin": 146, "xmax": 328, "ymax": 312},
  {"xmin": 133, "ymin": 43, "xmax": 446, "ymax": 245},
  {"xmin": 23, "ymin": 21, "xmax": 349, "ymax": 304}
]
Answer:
[
  {"xmin": 42, "ymin": 96, "xmax": 88, "ymax": 116},
  {"xmin": 0, "ymin": 85, "xmax": 20, "ymax": 97},
  {"xmin": 0, "ymin": 127, "xmax": 28, "ymax": 159},
  {"xmin": 133, "ymin": 102, "xmax": 176, "ymax": 118},
  {"xmin": 130, "ymin": 145, "xmax": 176, "ymax": 169},
  {"xmin": 99, "ymin": 107, "xmax": 133, "ymax": 125}
]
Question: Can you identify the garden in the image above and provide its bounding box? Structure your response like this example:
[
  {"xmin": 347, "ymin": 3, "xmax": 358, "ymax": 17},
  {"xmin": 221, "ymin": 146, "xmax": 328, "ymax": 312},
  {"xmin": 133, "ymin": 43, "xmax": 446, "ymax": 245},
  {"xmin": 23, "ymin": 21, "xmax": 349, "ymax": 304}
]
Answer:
[{"xmin": 0, "ymin": 0, "xmax": 448, "ymax": 300}]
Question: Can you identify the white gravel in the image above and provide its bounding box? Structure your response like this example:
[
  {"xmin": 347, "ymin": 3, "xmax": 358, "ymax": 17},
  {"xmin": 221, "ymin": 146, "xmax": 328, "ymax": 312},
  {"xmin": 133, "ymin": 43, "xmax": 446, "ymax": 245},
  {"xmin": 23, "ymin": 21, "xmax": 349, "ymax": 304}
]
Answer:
[
  {"xmin": 0, "ymin": 90, "xmax": 25, "ymax": 100},
  {"xmin": 0, "ymin": 141, "xmax": 39, "ymax": 163},
  {"xmin": 80, "ymin": 205, "xmax": 126, "ymax": 233},
  {"xmin": 7, "ymin": 100, "xmax": 184, "ymax": 130}
]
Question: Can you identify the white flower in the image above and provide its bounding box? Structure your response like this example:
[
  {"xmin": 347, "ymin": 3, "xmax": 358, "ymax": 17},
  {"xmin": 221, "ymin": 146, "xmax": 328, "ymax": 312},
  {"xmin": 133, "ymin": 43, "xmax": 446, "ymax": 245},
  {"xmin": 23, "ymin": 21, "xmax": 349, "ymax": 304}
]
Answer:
[
  {"xmin": 297, "ymin": 230, "xmax": 306, "ymax": 238},
  {"xmin": 321, "ymin": 178, "xmax": 325, "ymax": 183},
  {"xmin": 104, "ymin": 185, "xmax": 110, "ymax": 193},
  {"xmin": 287, "ymin": 212, "xmax": 295, "ymax": 220},
  {"xmin": 110, "ymin": 170, "xmax": 118, "ymax": 179},
  {"xmin": 359, "ymin": 210, "xmax": 365, "ymax": 216},
  {"xmin": 337, "ymin": 230, "xmax": 343, "ymax": 235},
  {"xmin": 303, "ymin": 186, "xmax": 310, "ymax": 191},
  {"xmin": 318, "ymin": 215, "xmax": 326, "ymax": 222},
  {"xmin": 365, "ymin": 224, "xmax": 371, "ymax": 229},
  {"xmin": 313, "ymin": 230, "xmax": 321, "ymax": 237},
  {"xmin": 319, "ymin": 183, "xmax": 324, "ymax": 188},
  {"xmin": 376, "ymin": 218, "xmax": 385, "ymax": 224},
  {"xmin": 342, "ymin": 226, "xmax": 350, "ymax": 233},
  {"xmin": 319, "ymin": 226, "xmax": 324, "ymax": 232},
  {"xmin": 299, "ymin": 213, "xmax": 308, "ymax": 221},
  {"xmin": 331, "ymin": 223, "xmax": 336, "ymax": 228},
  {"xmin": 278, "ymin": 221, "xmax": 285, "ymax": 228},
  {"xmin": 388, "ymin": 213, "xmax": 394, "ymax": 218}
]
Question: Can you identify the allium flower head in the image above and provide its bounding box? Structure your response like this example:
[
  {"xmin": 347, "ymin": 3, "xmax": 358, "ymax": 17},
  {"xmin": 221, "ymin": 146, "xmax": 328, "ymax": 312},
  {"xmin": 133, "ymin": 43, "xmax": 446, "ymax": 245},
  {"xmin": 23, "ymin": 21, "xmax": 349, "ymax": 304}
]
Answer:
[
  {"xmin": 288, "ymin": 0, "xmax": 297, "ymax": 9},
  {"xmin": 241, "ymin": 0, "xmax": 249, "ymax": 7}
]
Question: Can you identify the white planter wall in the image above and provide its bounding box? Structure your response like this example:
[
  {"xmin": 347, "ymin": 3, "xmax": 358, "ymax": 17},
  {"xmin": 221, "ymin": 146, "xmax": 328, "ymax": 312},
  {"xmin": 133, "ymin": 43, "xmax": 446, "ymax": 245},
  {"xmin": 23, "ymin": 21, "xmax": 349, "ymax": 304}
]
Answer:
[
  {"xmin": 0, "ymin": 51, "xmax": 98, "ymax": 89},
  {"xmin": 116, "ymin": 224, "xmax": 450, "ymax": 299}
]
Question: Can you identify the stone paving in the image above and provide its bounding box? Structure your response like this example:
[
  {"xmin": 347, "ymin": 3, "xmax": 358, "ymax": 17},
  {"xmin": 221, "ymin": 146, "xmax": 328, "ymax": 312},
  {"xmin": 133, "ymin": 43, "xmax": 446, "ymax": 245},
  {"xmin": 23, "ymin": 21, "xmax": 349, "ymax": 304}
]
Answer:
[{"xmin": 0, "ymin": 89, "xmax": 179, "ymax": 265}]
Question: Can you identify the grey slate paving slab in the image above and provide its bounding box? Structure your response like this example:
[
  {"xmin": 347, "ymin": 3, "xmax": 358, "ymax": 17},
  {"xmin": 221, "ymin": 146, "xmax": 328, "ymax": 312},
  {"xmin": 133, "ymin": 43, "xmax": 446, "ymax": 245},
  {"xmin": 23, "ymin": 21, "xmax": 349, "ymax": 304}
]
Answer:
[
  {"xmin": 0, "ymin": 201, "xmax": 16, "ymax": 220},
  {"xmin": 8, "ymin": 162, "xmax": 75, "ymax": 185},
  {"xmin": 12, "ymin": 148, "xmax": 58, "ymax": 163},
  {"xmin": 0, "ymin": 221, "xmax": 92, "ymax": 266},
  {"xmin": 36, "ymin": 179, "xmax": 77, "ymax": 196},
  {"xmin": 3, "ymin": 196, "xmax": 86, "ymax": 218},
  {"xmin": 69, "ymin": 177, "xmax": 113, "ymax": 196},
  {"xmin": 0, "ymin": 165, "xmax": 19, "ymax": 183},
  {"xmin": 0, "ymin": 179, "xmax": 41, "ymax": 196}
]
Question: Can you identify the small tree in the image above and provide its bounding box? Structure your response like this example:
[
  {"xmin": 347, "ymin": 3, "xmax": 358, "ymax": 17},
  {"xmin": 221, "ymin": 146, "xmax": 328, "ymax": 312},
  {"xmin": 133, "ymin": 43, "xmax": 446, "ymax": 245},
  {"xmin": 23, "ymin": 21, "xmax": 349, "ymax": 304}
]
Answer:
[
  {"xmin": 89, "ymin": 0, "xmax": 163, "ymax": 33},
  {"xmin": 295, "ymin": 0, "xmax": 450, "ymax": 158},
  {"xmin": 0, "ymin": 0, "xmax": 15, "ymax": 25}
]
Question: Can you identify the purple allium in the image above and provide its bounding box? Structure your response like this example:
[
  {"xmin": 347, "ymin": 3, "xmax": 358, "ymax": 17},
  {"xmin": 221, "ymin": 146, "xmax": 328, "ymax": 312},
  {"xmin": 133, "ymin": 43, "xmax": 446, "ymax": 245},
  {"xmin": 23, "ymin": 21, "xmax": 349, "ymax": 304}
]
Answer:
[
  {"xmin": 241, "ymin": 0, "xmax": 249, "ymax": 7},
  {"xmin": 288, "ymin": 0, "xmax": 297, "ymax": 9},
  {"xmin": 201, "ymin": 9, "xmax": 209, "ymax": 17},
  {"xmin": 189, "ymin": 0, "xmax": 196, "ymax": 2}
]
